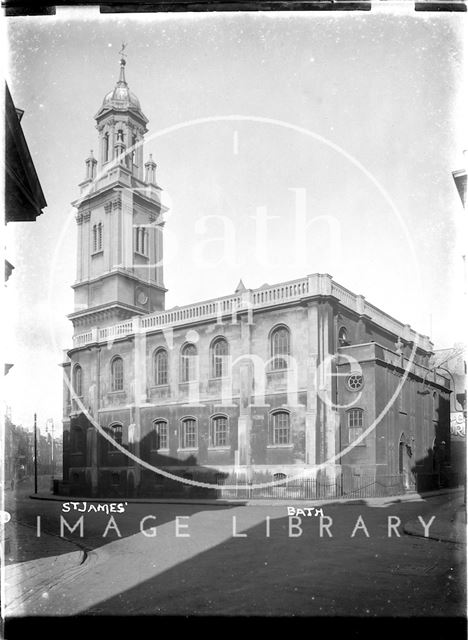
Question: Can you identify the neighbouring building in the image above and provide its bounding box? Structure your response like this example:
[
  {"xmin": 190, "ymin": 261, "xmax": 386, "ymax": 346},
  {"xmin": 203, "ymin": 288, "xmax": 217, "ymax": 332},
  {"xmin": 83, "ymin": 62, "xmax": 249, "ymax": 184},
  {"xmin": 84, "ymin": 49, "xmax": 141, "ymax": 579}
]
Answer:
[
  {"xmin": 61, "ymin": 58, "xmax": 452, "ymax": 498},
  {"xmin": 3, "ymin": 418, "xmax": 63, "ymax": 488},
  {"xmin": 4, "ymin": 418, "xmax": 29, "ymax": 488},
  {"xmin": 433, "ymin": 345, "xmax": 466, "ymax": 483},
  {"xmin": 4, "ymin": 82, "xmax": 47, "ymax": 289},
  {"xmin": 3, "ymin": 83, "xmax": 47, "ymax": 490}
]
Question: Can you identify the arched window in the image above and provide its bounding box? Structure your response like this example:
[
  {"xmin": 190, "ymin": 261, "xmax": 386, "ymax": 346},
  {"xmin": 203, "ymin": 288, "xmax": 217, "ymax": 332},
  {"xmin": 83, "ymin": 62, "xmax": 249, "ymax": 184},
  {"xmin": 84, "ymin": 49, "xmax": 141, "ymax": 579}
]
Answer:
[
  {"xmin": 181, "ymin": 344, "xmax": 197, "ymax": 382},
  {"xmin": 132, "ymin": 134, "xmax": 137, "ymax": 164},
  {"xmin": 270, "ymin": 411, "xmax": 290, "ymax": 445},
  {"xmin": 180, "ymin": 418, "xmax": 197, "ymax": 449},
  {"xmin": 111, "ymin": 356, "xmax": 124, "ymax": 392},
  {"xmin": 135, "ymin": 227, "xmax": 147, "ymax": 255},
  {"xmin": 135, "ymin": 227, "xmax": 140, "ymax": 253},
  {"xmin": 432, "ymin": 391, "xmax": 438, "ymax": 421},
  {"xmin": 110, "ymin": 423, "xmax": 123, "ymax": 446},
  {"xmin": 154, "ymin": 348, "xmax": 168, "ymax": 386},
  {"xmin": 103, "ymin": 132, "xmax": 109, "ymax": 162},
  {"xmin": 210, "ymin": 415, "xmax": 228, "ymax": 448},
  {"xmin": 102, "ymin": 423, "xmax": 123, "ymax": 457},
  {"xmin": 338, "ymin": 326, "xmax": 350, "ymax": 347},
  {"xmin": 152, "ymin": 420, "xmax": 168, "ymax": 450},
  {"xmin": 92, "ymin": 223, "xmax": 103, "ymax": 253},
  {"xmin": 347, "ymin": 408, "xmax": 364, "ymax": 443},
  {"xmin": 73, "ymin": 365, "xmax": 83, "ymax": 397},
  {"xmin": 270, "ymin": 326, "xmax": 290, "ymax": 370},
  {"xmin": 399, "ymin": 433, "xmax": 406, "ymax": 475},
  {"xmin": 211, "ymin": 337, "xmax": 229, "ymax": 378}
]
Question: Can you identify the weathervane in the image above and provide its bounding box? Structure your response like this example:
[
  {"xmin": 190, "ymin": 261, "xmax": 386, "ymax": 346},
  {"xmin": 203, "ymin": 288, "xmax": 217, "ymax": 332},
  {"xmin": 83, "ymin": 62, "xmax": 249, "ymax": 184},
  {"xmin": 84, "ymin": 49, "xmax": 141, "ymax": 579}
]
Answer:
[{"xmin": 119, "ymin": 42, "xmax": 127, "ymax": 60}]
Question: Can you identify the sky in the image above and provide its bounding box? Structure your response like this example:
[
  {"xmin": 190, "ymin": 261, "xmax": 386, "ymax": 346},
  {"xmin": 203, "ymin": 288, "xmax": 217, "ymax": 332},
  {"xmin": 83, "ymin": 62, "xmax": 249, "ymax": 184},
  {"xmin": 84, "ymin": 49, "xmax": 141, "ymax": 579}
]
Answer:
[{"xmin": 2, "ymin": 7, "xmax": 467, "ymax": 430}]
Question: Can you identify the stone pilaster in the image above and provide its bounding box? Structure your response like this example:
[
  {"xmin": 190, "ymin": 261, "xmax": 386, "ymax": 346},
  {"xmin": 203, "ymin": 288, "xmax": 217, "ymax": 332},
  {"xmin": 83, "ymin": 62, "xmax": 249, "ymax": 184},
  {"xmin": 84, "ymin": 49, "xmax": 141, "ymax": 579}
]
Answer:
[
  {"xmin": 306, "ymin": 299, "xmax": 339, "ymax": 482},
  {"xmin": 237, "ymin": 316, "xmax": 253, "ymax": 474},
  {"xmin": 104, "ymin": 202, "xmax": 112, "ymax": 272},
  {"xmin": 83, "ymin": 210, "xmax": 91, "ymax": 282},
  {"xmin": 131, "ymin": 322, "xmax": 146, "ymax": 491},
  {"xmin": 155, "ymin": 221, "xmax": 164, "ymax": 288},
  {"xmin": 319, "ymin": 301, "xmax": 338, "ymax": 482},
  {"xmin": 306, "ymin": 303, "xmax": 318, "ymax": 469}
]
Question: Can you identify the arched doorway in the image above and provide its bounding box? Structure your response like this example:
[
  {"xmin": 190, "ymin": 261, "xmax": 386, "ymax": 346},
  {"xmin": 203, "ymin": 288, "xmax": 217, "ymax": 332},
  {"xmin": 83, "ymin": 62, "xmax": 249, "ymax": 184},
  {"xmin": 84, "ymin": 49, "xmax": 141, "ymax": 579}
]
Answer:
[{"xmin": 398, "ymin": 433, "xmax": 416, "ymax": 491}]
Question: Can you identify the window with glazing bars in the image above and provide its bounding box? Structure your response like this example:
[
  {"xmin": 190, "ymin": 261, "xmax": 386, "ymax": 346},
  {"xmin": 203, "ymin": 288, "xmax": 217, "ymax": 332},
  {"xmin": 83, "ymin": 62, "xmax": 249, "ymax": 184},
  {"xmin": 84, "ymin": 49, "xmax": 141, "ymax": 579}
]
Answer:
[
  {"xmin": 271, "ymin": 412, "xmax": 290, "ymax": 445},
  {"xmin": 211, "ymin": 416, "xmax": 228, "ymax": 447},
  {"xmin": 181, "ymin": 419, "xmax": 197, "ymax": 449}
]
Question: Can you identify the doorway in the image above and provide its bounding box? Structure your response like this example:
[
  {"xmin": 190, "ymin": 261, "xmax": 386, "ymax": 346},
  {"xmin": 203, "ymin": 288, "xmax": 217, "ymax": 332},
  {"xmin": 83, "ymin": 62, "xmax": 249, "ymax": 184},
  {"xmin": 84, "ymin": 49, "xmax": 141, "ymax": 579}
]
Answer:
[{"xmin": 399, "ymin": 433, "xmax": 415, "ymax": 491}]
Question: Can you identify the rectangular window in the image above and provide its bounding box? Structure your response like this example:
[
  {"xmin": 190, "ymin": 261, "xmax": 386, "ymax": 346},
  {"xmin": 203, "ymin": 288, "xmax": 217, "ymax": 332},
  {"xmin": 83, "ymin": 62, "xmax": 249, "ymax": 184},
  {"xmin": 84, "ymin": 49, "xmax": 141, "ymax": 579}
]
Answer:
[
  {"xmin": 211, "ymin": 417, "xmax": 228, "ymax": 447},
  {"xmin": 214, "ymin": 355, "xmax": 223, "ymax": 379},
  {"xmin": 181, "ymin": 347, "xmax": 197, "ymax": 382},
  {"xmin": 111, "ymin": 424, "xmax": 123, "ymax": 446},
  {"xmin": 271, "ymin": 412, "xmax": 290, "ymax": 445},
  {"xmin": 92, "ymin": 223, "xmax": 103, "ymax": 254},
  {"xmin": 182, "ymin": 420, "xmax": 197, "ymax": 449},
  {"xmin": 348, "ymin": 409, "xmax": 364, "ymax": 445},
  {"xmin": 155, "ymin": 350, "xmax": 168, "ymax": 386},
  {"xmin": 348, "ymin": 410, "xmax": 363, "ymax": 428},
  {"xmin": 134, "ymin": 227, "xmax": 148, "ymax": 256},
  {"xmin": 153, "ymin": 421, "xmax": 168, "ymax": 450}
]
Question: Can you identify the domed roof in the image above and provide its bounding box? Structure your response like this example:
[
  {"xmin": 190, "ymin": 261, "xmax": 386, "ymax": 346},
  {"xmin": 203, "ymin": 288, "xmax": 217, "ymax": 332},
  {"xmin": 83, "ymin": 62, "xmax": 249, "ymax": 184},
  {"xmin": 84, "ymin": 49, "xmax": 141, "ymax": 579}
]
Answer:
[
  {"xmin": 97, "ymin": 58, "xmax": 146, "ymax": 120},
  {"xmin": 102, "ymin": 83, "xmax": 141, "ymax": 111}
]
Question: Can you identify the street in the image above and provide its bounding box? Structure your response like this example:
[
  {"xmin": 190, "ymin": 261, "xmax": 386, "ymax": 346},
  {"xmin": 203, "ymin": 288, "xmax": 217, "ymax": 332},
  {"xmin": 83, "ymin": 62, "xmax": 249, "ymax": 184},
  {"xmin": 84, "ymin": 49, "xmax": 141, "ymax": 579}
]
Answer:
[{"xmin": 2, "ymin": 481, "xmax": 466, "ymax": 619}]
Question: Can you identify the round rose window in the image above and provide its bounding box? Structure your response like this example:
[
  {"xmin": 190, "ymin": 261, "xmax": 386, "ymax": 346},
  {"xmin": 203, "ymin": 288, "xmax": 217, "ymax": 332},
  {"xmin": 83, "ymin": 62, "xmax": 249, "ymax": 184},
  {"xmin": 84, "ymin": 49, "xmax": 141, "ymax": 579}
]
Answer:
[{"xmin": 347, "ymin": 374, "xmax": 363, "ymax": 391}]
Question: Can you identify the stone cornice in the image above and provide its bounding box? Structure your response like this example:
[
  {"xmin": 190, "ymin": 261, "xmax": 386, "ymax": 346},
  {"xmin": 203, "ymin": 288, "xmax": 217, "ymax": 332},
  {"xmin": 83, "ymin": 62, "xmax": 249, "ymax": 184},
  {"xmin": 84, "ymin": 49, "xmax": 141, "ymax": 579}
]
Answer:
[{"xmin": 72, "ymin": 268, "xmax": 167, "ymax": 291}]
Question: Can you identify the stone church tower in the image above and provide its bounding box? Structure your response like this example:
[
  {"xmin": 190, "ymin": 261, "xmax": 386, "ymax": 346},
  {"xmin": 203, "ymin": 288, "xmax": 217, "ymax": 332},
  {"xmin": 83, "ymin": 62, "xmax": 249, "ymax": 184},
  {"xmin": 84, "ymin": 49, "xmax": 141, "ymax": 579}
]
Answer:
[{"xmin": 69, "ymin": 55, "xmax": 167, "ymax": 334}]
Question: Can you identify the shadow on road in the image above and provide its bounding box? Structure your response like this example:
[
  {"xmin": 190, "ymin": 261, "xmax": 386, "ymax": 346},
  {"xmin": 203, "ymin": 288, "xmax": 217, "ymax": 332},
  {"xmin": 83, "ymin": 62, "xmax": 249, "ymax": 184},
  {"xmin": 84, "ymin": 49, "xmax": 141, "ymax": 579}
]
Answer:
[{"xmin": 74, "ymin": 502, "xmax": 466, "ymax": 618}]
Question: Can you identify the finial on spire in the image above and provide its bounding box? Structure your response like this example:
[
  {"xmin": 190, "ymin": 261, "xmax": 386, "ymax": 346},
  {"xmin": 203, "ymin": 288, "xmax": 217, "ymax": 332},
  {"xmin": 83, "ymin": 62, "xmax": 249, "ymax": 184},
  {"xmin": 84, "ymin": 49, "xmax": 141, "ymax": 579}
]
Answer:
[
  {"xmin": 118, "ymin": 42, "xmax": 127, "ymax": 84},
  {"xmin": 235, "ymin": 279, "xmax": 247, "ymax": 293},
  {"xmin": 145, "ymin": 154, "xmax": 157, "ymax": 183},
  {"xmin": 85, "ymin": 149, "xmax": 97, "ymax": 180}
]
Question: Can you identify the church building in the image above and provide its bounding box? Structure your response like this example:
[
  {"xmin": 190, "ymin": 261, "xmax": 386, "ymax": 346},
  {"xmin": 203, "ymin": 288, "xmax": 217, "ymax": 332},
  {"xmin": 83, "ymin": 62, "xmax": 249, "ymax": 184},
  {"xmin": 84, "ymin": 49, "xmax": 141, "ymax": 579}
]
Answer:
[{"xmin": 61, "ymin": 57, "xmax": 451, "ymax": 498}]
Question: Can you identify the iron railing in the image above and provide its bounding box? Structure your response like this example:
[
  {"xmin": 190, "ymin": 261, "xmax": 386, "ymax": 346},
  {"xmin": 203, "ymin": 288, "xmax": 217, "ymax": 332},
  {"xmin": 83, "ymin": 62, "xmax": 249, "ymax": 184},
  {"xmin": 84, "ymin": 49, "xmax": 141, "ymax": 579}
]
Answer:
[{"xmin": 217, "ymin": 473, "xmax": 407, "ymax": 500}]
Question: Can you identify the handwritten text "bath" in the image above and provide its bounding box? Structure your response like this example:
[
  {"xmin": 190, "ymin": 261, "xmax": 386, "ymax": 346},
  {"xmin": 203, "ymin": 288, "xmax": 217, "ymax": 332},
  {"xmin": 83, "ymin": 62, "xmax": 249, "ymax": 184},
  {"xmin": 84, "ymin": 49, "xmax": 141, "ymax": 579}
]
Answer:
[{"xmin": 287, "ymin": 507, "xmax": 324, "ymax": 517}]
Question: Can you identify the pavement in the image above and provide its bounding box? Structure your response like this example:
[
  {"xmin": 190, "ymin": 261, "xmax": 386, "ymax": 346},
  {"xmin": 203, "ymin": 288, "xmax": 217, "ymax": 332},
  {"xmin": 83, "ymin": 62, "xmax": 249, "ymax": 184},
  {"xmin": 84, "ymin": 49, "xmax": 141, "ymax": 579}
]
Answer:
[
  {"xmin": 2, "ymin": 486, "xmax": 466, "ymax": 618},
  {"xmin": 2, "ymin": 519, "xmax": 88, "ymax": 617},
  {"xmin": 27, "ymin": 485, "xmax": 464, "ymax": 508}
]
